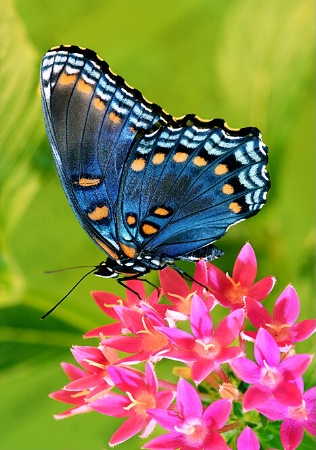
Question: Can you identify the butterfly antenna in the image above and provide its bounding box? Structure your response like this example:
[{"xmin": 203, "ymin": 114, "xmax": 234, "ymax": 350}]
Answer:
[
  {"xmin": 41, "ymin": 267, "xmax": 97, "ymax": 320},
  {"xmin": 44, "ymin": 265, "xmax": 95, "ymax": 274}
]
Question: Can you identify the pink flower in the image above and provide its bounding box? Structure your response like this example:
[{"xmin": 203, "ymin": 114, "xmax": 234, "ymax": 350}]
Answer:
[
  {"xmin": 89, "ymin": 362, "xmax": 174, "ymax": 446},
  {"xmin": 49, "ymin": 362, "xmax": 93, "ymax": 418},
  {"xmin": 159, "ymin": 261, "xmax": 216, "ymax": 324},
  {"xmin": 243, "ymin": 285, "xmax": 316, "ymax": 350},
  {"xmin": 144, "ymin": 378, "xmax": 232, "ymax": 450},
  {"xmin": 257, "ymin": 386, "xmax": 316, "ymax": 450},
  {"xmin": 85, "ymin": 280, "xmax": 161, "ymax": 338},
  {"xmin": 237, "ymin": 426, "xmax": 260, "ymax": 450},
  {"xmin": 230, "ymin": 328, "xmax": 313, "ymax": 410},
  {"xmin": 207, "ymin": 243, "xmax": 275, "ymax": 310},
  {"xmin": 157, "ymin": 294, "xmax": 244, "ymax": 384},
  {"xmin": 102, "ymin": 305, "xmax": 171, "ymax": 364}
]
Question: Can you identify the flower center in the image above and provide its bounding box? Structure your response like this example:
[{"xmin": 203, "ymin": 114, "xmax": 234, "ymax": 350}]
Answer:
[
  {"xmin": 265, "ymin": 323, "xmax": 291, "ymax": 343},
  {"xmin": 260, "ymin": 359, "xmax": 282, "ymax": 387},
  {"xmin": 288, "ymin": 400, "xmax": 308, "ymax": 421},
  {"xmin": 137, "ymin": 317, "xmax": 169, "ymax": 352},
  {"xmin": 194, "ymin": 339, "xmax": 219, "ymax": 359},
  {"xmin": 225, "ymin": 275, "xmax": 248, "ymax": 304},
  {"xmin": 123, "ymin": 390, "xmax": 156, "ymax": 417},
  {"xmin": 175, "ymin": 418, "xmax": 208, "ymax": 447}
]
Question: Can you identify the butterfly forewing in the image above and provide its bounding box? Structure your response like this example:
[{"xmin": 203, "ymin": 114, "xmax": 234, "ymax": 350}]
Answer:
[{"xmin": 40, "ymin": 46, "xmax": 171, "ymax": 258}]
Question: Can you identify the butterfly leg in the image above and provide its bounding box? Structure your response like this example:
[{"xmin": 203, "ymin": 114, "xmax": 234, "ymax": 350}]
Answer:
[
  {"xmin": 117, "ymin": 275, "xmax": 161, "ymax": 300},
  {"xmin": 167, "ymin": 263, "xmax": 209, "ymax": 291}
]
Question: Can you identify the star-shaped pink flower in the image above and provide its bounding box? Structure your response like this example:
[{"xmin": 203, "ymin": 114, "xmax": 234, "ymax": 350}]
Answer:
[
  {"xmin": 230, "ymin": 328, "xmax": 313, "ymax": 410},
  {"xmin": 144, "ymin": 378, "xmax": 232, "ymax": 450},
  {"xmin": 207, "ymin": 243, "xmax": 275, "ymax": 310},
  {"xmin": 243, "ymin": 285, "xmax": 316, "ymax": 350}
]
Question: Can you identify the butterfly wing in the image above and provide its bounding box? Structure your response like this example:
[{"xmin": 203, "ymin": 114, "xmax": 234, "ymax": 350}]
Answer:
[
  {"xmin": 117, "ymin": 118, "xmax": 270, "ymax": 259},
  {"xmin": 40, "ymin": 46, "xmax": 172, "ymax": 260}
]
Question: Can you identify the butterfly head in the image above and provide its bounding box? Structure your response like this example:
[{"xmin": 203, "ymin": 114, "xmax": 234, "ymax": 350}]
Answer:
[{"xmin": 94, "ymin": 259, "xmax": 120, "ymax": 278}]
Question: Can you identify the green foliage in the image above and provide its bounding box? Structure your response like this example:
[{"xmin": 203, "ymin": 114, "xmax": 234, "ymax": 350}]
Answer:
[{"xmin": 1, "ymin": 0, "xmax": 314, "ymax": 448}]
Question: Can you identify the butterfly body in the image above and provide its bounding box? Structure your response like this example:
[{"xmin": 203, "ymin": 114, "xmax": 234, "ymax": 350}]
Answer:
[{"xmin": 40, "ymin": 45, "xmax": 270, "ymax": 281}]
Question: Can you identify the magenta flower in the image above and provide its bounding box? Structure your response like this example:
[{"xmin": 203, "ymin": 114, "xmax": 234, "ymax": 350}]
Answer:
[
  {"xmin": 89, "ymin": 362, "xmax": 174, "ymax": 446},
  {"xmin": 159, "ymin": 262, "xmax": 216, "ymax": 324},
  {"xmin": 236, "ymin": 426, "xmax": 260, "ymax": 450},
  {"xmin": 243, "ymin": 285, "xmax": 316, "ymax": 350},
  {"xmin": 257, "ymin": 386, "xmax": 316, "ymax": 450},
  {"xmin": 102, "ymin": 304, "xmax": 171, "ymax": 364},
  {"xmin": 144, "ymin": 378, "xmax": 232, "ymax": 450},
  {"xmin": 230, "ymin": 328, "xmax": 313, "ymax": 410},
  {"xmin": 157, "ymin": 294, "xmax": 244, "ymax": 384},
  {"xmin": 207, "ymin": 243, "xmax": 275, "ymax": 310},
  {"xmin": 49, "ymin": 362, "xmax": 93, "ymax": 418},
  {"xmin": 85, "ymin": 280, "xmax": 161, "ymax": 338}
]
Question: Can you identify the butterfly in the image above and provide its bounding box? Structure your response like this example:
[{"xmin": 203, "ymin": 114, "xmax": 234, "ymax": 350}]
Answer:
[{"xmin": 40, "ymin": 45, "xmax": 270, "ymax": 287}]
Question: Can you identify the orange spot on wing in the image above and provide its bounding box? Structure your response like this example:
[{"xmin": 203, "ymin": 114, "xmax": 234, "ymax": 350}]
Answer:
[
  {"xmin": 93, "ymin": 97, "xmax": 106, "ymax": 111},
  {"xmin": 119, "ymin": 243, "xmax": 137, "ymax": 259},
  {"xmin": 229, "ymin": 202, "xmax": 242, "ymax": 213},
  {"xmin": 109, "ymin": 111, "xmax": 122, "ymax": 125},
  {"xmin": 214, "ymin": 164, "xmax": 229, "ymax": 175},
  {"xmin": 222, "ymin": 184, "xmax": 234, "ymax": 195},
  {"xmin": 154, "ymin": 207, "xmax": 170, "ymax": 216},
  {"xmin": 59, "ymin": 73, "xmax": 76, "ymax": 85},
  {"xmin": 131, "ymin": 158, "xmax": 146, "ymax": 171},
  {"xmin": 173, "ymin": 152, "xmax": 188, "ymax": 163},
  {"xmin": 152, "ymin": 153, "xmax": 166, "ymax": 165},
  {"xmin": 75, "ymin": 177, "xmax": 101, "ymax": 187},
  {"xmin": 77, "ymin": 79, "xmax": 93, "ymax": 94},
  {"xmin": 193, "ymin": 156, "xmax": 208, "ymax": 167},
  {"xmin": 126, "ymin": 215, "xmax": 136, "ymax": 226},
  {"xmin": 142, "ymin": 223, "xmax": 159, "ymax": 235},
  {"xmin": 88, "ymin": 205, "xmax": 109, "ymax": 221}
]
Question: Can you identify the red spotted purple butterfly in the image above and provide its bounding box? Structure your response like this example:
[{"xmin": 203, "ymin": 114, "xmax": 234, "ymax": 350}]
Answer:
[{"xmin": 40, "ymin": 45, "xmax": 270, "ymax": 294}]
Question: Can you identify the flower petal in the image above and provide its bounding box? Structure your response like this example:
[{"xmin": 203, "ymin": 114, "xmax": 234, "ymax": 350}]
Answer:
[
  {"xmin": 280, "ymin": 418, "xmax": 304, "ymax": 450},
  {"xmin": 159, "ymin": 266, "xmax": 190, "ymax": 301},
  {"xmin": 109, "ymin": 415, "xmax": 147, "ymax": 446},
  {"xmin": 214, "ymin": 309, "xmax": 244, "ymax": 346},
  {"xmin": 245, "ymin": 297, "xmax": 272, "ymax": 329},
  {"xmin": 143, "ymin": 432, "xmax": 183, "ymax": 449},
  {"xmin": 290, "ymin": 320, "xmax": 316, "ymax": 342},
  {"xmin": 147, "ymin": 408, "xmax": 183, "ymax": 431},
  {"xmin": 279, "ymin": 354, "xmax": 313, "ymax": 381},
  {"xmin": 304, "ymin": 387, "xmax": 316, "ymax": 435},
  {"xmin": 273, "ymin": 285, "xmax": 300, "ymax": 324},
  {"xmin": 232, "ymin": 243, "xmax": 257, "ymax": 287},
  {"xmin": 273, "ymin": 381, "xmax": 303, "ymax": 406},
  {"xmin": 190, "ymin": 294, "xmax": 213, "ymax": 339},
  {"xmin": 176, "ymin": 378, "xmax": 203, "ymax": 419},
  {"xmin": 243, "ymin": 384, "xmax": 271, "ymax": 411},
  {"xmin": 90, "ymin": 394, "xmax": 130, "ymax": 417},
  {"xmin": 237, "ymin": 426, "xmax": 260, "ymax": 450},
  {"xmin": 203, "ymin": 398, "xmax": 232, "ymax": 429},
  {"xmin": 191, "ymin": 358, "xmax": 215, "ymax": 384},
  {"xmin": 247, "ymin": 276, "xmax": 275, "ymax": 300},
  {"xmin": 254, "ymin": 328, "xmax": 280, "ymax": 367},
  {"xmin": 257, "ymin": 397, "xmax": 288, "ymax": 420},
  {"xmin": 230, "ymin": 357, "xmax": 260, "ymax": 383}
]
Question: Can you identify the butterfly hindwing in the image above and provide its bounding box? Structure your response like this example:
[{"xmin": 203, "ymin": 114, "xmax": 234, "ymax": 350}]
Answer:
[{"xmin": 117, "ymin": 120, "xmax": 269, "ymax": 259}]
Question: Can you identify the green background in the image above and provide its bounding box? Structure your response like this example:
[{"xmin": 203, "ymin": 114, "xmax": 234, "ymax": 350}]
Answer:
[{"xmin": 1, "ymin": 0, "xmax": 314, "ymax": 449}]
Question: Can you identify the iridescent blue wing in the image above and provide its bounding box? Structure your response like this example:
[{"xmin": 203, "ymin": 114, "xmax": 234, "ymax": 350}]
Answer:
[
  {"xmin": 40, "ymin": 45, "xmax": 172, "ymax": 260},
  {"xmin": 117, "ymin": 119, "xmax": 270, "ymax": 260}
]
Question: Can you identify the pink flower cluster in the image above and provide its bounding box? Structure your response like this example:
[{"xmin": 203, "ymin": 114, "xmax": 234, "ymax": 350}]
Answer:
[{"xmin": 50, "ymin": 243, "xmax": 316, "ymax": 449}]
